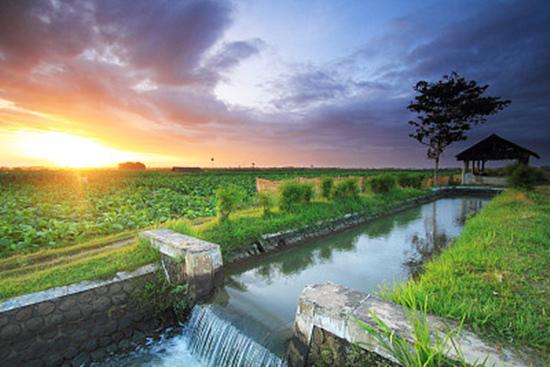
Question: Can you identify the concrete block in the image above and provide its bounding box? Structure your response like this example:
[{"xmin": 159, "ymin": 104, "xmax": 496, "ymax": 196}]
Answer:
[
  {"xmin": 141, "ymin": 229, "xmax": 223, "ymax": 299},
  {"xmin": 288, "ymin": 282, "xmax": 528, "ymax": 367}
]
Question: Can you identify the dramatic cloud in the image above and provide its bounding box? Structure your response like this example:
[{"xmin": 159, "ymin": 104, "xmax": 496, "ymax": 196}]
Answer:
[
  {"xmin": 0, "ymin": 0, "xmax": 548, "ymax": 167},
  {"xmin": 264, "ymin": 0, "xmax": 550, "ymax": 166}
]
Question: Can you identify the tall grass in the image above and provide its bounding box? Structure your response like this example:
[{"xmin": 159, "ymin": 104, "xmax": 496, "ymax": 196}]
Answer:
[{"xmin": 357, "ymin": 295, "xmax": 487, "ymax": 367}]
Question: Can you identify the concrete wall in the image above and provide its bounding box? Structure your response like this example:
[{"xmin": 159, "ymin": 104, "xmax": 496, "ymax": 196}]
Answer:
[
  {"xmin": 464, "ymin": 173, "xmax": 508, "ymax": 186},
  {"xmin": 0, "ymin": 230, "xmax": 224, "ymax": 366},
  {"xmin": 230, "ymin": 187, "xmax": 500, "ymax": 263},
  {"xmin": 0, "ymin": 264, "xmax": 175, "ymax": 367},
  {"xmin": 288, "ymin": 283, "xmax": 527, "ymax": 367},
  {"xmin": 230, "ymin": 192, "xmax": 440, "ymax": 263}
]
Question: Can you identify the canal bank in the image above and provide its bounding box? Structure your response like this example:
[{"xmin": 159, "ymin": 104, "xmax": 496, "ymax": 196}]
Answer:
[{"xmin": 1, "ymin": 188, "xmax": 509, "ymax": 366}]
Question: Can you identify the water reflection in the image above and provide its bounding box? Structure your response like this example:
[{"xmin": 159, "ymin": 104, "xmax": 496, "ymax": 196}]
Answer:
[
  {"xmin": 113, "ymin": 196, "xmax": 490, "ymax": 365},
  {"xmin": 209, "ymin": 196, "xmax": 488, "ymax": 356}
]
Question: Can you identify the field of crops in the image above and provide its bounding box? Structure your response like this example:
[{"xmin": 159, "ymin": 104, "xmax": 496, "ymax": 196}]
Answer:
[{"xmin": 0, "ymin": 168, "xmax": 433, "ymax": 257}]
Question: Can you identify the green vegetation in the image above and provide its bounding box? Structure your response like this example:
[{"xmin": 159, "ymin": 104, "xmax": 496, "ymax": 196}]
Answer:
[
  {"xmin": 0, "ymin": 238, "xmax": 159, "ymax": 300},
  {"xmin": 505, "ymin": 163, "xmax": 546, "ymax": 190},
  {"xmin": 134, "ymin": 270, "xmax": 190, "ymax": 318},
  {"xmin": 320, "ymin": 177, "xmax": 334, "ymax": 199},
  {"xmin": 215, "ymin": 184, "xmax": 246, "ymax": 222},
  {"xmin": 256, "ymin": 192, "xmax": 275, "ymax": 216},
  {"xmin": 279, "ymin": 182, "xmax": 314, "ymax": 212},
  {"xmin": 369, "ymin": 174, "xmax": 397, "ymax": 193},
  {"xmin": 386, "ymin": 189, "xmax": 550, "ymax": 359},
  {"xmin": 396, "ymin": 173, "xmax": 425, "ymax": 189},
  {"xmin": 331, "ymin": 178, "xmax": 360, "ymax": 201},
  {"xmin": 0, "ymin": 168, "xmax": 445, "ymax": 300},
  {"xmin": 171, "ymin": 187, "xmax": 429, "ymax": 259},
  {"xmin": 1, "ymin": 168, "xmax": 439, "ymax": 257},
  {"xmin": 358, "ymin": 295, "xmax": 487, "ymax": 367}
]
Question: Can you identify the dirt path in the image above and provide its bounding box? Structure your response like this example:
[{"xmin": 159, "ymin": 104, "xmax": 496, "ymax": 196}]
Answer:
[{"xmin": 0, "ymin": 237, "xmax": 136, "ymax": 278}]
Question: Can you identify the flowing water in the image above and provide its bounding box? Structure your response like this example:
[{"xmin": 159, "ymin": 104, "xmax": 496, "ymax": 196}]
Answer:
[{"xmin": 110, "ymin": 195, "xmax": 488, "ymax": 366}]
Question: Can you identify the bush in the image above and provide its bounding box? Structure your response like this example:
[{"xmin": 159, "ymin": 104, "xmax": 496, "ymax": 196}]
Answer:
[
  {"xmin": 279, "ymin": 182, "xmax": 314, "ymax": 212},
  {"xmin": 320, "ymin": 177, "xmax": 334, "ymax": 199},
  {"xmin": 369, "ymin": 174, "xmax": 397, "ymax": 194},
  {"xmin": 506, "ymin": 164, "xmax": 544, "ymax": 190},
  {"xmin": 332, "ymin": 178, "xmax": 360, "ymax": 201},
  {"xmin": 256, "ymin": 192, "xmax": 275, "ymax": 216},
  {"xmin": 397, "ymin": 173, "xmax": 424, "ymax": 189},
  {"xmin": 216, "ymin": 184, "xmax": 246, "ymax": 222}
]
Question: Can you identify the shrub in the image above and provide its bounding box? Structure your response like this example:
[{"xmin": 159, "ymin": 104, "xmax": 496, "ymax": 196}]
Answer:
[
  {"xmin": 320, "ymin": 177, "xmax": 334, "ymax": 199},
  {"xmin": 256, "ymin": 192, "xmax": 275, "ymax": 216},
  {"xmin": 332, "ymin": 178, "xmax": 360, "ymax": 201},
  {"xmin": 447, "ymin": 175, "xmax": 461, "ymax": 186},
  {"xmin": 369, "ymin": 174, "xmax": 397, "ymax": 194},
  {"xmin": 506, "ymin": 164, "xmax": 544, "ymax": 190},
  {"xmin": 215, "ymin": 184, "xmax": 246, "ymax": 222},
  {"xmin": 279, "ymin": 182, "xmax": 314, "ymax": 212},
  {"xmin": 397, "ymin": 173, "xmax": 424, "ymax": 189}
]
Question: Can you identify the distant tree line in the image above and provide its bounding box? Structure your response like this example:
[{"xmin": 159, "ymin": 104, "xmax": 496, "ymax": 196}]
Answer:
[{"xmin": 118, "ymin": 162, "xmax": 146, "ymax": 170}]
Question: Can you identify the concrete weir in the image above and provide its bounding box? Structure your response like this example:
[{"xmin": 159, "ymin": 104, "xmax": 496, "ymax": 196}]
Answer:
[
  {"xmin": 288, "ymin": 283, "xmax": 527, "ymax": 367},
  {"xmin": 141, "ymin": 229, "xmax": 224, "ymax": 299}
]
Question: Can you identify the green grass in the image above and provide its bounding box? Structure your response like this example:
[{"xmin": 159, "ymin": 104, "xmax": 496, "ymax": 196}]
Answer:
[
  {"xmin": 385, "ymin": 189, "xmax": 550, "ymax": 359},
  {"xmin": 168, "ymin": 188, "xmax": 430, "ymax": 259},
  {"xmin": 0, "ymin": 239, "xmax": 159, "ymax": 300}
]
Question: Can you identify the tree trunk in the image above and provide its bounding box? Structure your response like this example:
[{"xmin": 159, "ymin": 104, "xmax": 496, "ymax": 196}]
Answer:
[{"xmin": 433, "ymin": 156, "xmax": 439, "ymax": 187}]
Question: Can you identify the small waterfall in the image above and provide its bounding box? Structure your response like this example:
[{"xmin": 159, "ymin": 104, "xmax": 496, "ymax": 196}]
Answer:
[{"xmin": 185, "ymin": 305, "xmax": 287, "ymax": 367}]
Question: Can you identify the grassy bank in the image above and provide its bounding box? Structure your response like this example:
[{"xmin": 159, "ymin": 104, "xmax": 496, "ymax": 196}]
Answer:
[
  {"xmin": 385, "ymin": 189, "xmax": 550, "ymax": 359},
  {"xmin": 0, "ymin": 239, "xmax": 159, "ymax": 301},
  {"xmin": 168, "ymin": 188, "xmax": 430, "ymax": 259}
]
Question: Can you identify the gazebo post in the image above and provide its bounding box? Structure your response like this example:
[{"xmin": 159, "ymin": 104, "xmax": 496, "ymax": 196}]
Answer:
[{"xmin": 461, "ymin": 161, "xmax": 468, "ymax": 184}]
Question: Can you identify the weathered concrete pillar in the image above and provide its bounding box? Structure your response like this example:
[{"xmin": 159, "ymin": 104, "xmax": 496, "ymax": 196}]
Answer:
[
  {"xmin": 141, "ymin": 229, "xmax": 223, "ymax": 300},
  {"xmin": 288, "ymin": 282, "xmax": 527, "ymax": 367}
]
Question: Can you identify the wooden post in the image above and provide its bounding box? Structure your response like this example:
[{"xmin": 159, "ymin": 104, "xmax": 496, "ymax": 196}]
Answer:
[{"xmin": 461, "ymin": 161, "xmax": 467, "ymax": 184}]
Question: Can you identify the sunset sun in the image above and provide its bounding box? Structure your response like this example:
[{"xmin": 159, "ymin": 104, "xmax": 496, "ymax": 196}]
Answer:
[{"xmin": 16, "ymin": 131, "xmax": 135, "ymax": 168}]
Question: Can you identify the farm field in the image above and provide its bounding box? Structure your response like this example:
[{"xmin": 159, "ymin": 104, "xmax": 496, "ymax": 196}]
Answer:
[{"xmin": 0, "ymin": 168, "xmax": 438, "ymax": 258}]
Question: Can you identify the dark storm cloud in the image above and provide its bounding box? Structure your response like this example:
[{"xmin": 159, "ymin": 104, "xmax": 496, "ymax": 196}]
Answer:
[
  {"xmin": 271, "ymin": 0, "xmax": 550, "ymax": 166},
  {"xmin": 0, "ymin": 0, "xmax": 262, "ymax": 130}
]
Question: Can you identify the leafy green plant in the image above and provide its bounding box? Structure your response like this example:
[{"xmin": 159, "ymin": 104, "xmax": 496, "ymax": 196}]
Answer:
[
  {"xmin": 397, "ymin": 173, "xmax": 425, "ymax": 189},
  {"xmin": 215, "ymin": 184, "xmax": 246, "ymax": 222},
  {"xmin": 256, "ymin": 192, "xmax": 275, "ymax": 216},
  {"xmin": 320, "ymin": 177, "xmax": 334, "ymax": 199},
  {"xmin": 279, "ymin": 182, "xmax": 314, "ymax": 213},
  {"xmin": 369, "ymin": 174, "xmax": 397, "ymax": 194},
  {"xmin": 505, "ymin": 163, "xmax": 544, "ymax": 190},
  {"xmin": 357, "ymin": 296, "xmax": 487, "ymax": 367},
  {"xmin": 331, "ymin": 178, "xmax": 360, "ymax": 201},
  {"xmin": 134, "ymin": 270, "xmax": 190, "ymax": 318}
]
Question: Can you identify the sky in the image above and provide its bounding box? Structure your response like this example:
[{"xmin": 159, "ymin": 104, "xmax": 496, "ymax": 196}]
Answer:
[{"xmin": 0, "ymin": 0, "xmax": 549, "ymax": 168}]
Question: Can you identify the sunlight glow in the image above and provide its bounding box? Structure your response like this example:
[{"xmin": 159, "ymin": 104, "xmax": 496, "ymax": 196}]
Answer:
[{"xmin": 15, "ymin": 131, "xmax": 138, "ymax": 168}]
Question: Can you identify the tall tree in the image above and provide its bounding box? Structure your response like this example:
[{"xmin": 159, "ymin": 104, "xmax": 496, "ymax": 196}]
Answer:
[{"xmin": 407, "ymin": 72, "xmax": 510, "ymax": 184}]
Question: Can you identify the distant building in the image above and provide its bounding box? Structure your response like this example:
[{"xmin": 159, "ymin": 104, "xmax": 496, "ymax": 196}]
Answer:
[
  {"xmin": 118, "ymin": 162, "xmax": 146, "ymax": 170},
  {"xmin": 171, "ymin": 166, "xmax": 203, "ymax": 172}
]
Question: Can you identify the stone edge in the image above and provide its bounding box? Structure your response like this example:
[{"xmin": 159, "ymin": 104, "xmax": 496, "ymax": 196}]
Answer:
[{"xmin": 0, "ymin": 263, "xmax": 159, "ymax": 313}]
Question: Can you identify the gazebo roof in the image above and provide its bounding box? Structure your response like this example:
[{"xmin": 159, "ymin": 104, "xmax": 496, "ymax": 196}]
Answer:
[{"xmin": 456, "ymin": 134, "xmax": 540, "ymax": 161}]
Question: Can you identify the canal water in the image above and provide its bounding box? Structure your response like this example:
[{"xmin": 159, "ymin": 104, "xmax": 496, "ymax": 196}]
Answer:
[{"xmin": 109, "ymin": 195, "xmax": 488, "ymax": 367}]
